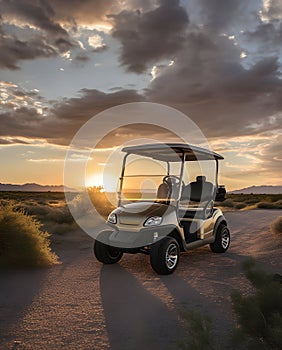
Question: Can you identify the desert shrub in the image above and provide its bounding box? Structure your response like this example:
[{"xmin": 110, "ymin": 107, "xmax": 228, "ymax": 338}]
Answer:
[
  {"xmin": 178, "ymin": 310, "xmax": 215, "ymax": 350},
  {"xmin": 88, "ymin": 187, "xmax": 116, "ymax": 219},
  {"xmin": 0, "ymin": 201, "xmax": 58, "ymax": 267},
  {"xmin": 257, "ymin": 202, "xmax": 280, "ymax": 209},
  {"xmin": 220, "ymin": 199, "xmax": 234, "ymax": 208},
  {"xmin": 15, "ymin": 201, "xmax": 76, "ymax": 234},
  {"xmin": 231, "ymin": 259, "xmax": 282, "ymax": 350},
  {"xmin": 234, "ymin": 202, "xmax": 247, "ymax": 210},
  {"xmin": 273, "ymin": 200, "xmax": 282, "ymax": 209},
  {"xmin": 270, "ymin": 216, "xmax": 282, "ymax": 235}
]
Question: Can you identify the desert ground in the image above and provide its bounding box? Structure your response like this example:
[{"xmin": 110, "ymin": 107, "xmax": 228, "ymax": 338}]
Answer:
[{"xmin": 0, "ymin": 209, "xmax": 281, "ymax": 350}]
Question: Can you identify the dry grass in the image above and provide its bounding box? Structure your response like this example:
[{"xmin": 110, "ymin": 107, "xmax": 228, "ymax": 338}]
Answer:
[
  {"xmin": 0, "ymin": 192, "xmax": 77, "ymax": 234},
  {"xmin": 216, "ymin": 194, "xmax": 282, "ymax": 212},
  {"xmin": 270, "ymin": 216, "xmax": 282, "ymax": 235},
  {"xmin": 0, "ymin": 201, "xmax": 59, "ymax": 267}
]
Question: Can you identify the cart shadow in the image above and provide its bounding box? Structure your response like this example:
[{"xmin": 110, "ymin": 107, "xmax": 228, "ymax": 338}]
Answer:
[
  {"xmin": 160, "ymin": 272, "xmax": 234, "ymax": 345},
  {"xmin": 100, "ymin": 264, "xmax": 183, "ymax": 350},
  {"xmin": 0, "ymin": 267, "xmax": 49, "ymax": 342}
]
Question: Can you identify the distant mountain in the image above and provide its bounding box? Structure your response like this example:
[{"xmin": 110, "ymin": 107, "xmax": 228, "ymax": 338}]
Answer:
[
  {"xmin": 0, "ymin": 183, "xmax": 75, "ymax": 192},
  {"xmin": 230, "ymin": 185, "xmax": 282, "ymax": 194}
]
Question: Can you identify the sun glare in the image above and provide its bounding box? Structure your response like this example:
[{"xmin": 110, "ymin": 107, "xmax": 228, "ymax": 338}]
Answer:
[
  {"xmin": 85, "ymin": 173, "xmax": 104, "ymax": 188},
  {"xmin": 85, "ymin": 173, "xmax": 118, "ymax": 192}
]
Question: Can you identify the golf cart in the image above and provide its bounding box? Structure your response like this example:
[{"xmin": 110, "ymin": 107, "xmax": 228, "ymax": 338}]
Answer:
[{"xmin": 93, "ymin": 143, "xmax": 230, "ymax": 275}]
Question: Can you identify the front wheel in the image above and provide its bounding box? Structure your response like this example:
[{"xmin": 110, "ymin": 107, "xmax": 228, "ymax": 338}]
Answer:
[
  {"xmin": 150, "ymin": 236, "xmax": 180, "ymax": 275},
  {"xmin": 210, "ymin": 223, "xmax": 230, "ymax": 253},
  {"xmin": 94, "ymin": 240, "xmax": 123, "ymax": 264}
]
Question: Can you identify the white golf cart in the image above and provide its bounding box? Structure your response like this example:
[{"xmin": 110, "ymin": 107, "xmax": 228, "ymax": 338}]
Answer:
[{"xmin": 94, "ymin": 143, "xmax": 230, "ymax": 275}]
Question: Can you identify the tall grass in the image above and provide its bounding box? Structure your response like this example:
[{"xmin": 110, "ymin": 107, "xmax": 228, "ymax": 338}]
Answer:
[
  {"xmin": 87, "ymin": 186, "xmax": 116, "ymax": 219},
  {"xmin": 270, "ymin": 216, "xmax": 282, "ymax": 235},
  {"xmin": 216, "ymin": 194, "xmax": 282, "ymax": 211},
  {"xmin": 178, "ymin": 260, "xmax": 282, "ymax": 350},
  {"xmin": 0, "ymin": 201, "xmax": 58, "ymax": 267},
  {"xmin": 231, "ymin": 259, "xmax": 282, "ymax": 349}
]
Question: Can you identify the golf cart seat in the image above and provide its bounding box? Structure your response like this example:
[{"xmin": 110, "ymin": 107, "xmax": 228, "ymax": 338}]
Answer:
[
  {"xmin": 157, "ymin": 183, "xmax": 170, "ymax": 201},
  {"xmin": 180, "ymin": 176, "xmax": 215, "ymax": 219},
  {"xmin": 183, "ymin": 176, "xmax": 215, "ymax": 202}
]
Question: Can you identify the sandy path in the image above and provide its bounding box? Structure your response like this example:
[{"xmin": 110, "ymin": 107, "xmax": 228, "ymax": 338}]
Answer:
[{"xmin": 0, "ymin": 210, "xmax": 281, "ymax": 350}]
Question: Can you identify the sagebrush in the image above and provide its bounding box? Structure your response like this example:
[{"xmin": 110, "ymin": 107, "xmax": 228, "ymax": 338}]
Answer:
[{"xmin": 0, "ymin": 201, "xmax": 59, "ymax": 267}]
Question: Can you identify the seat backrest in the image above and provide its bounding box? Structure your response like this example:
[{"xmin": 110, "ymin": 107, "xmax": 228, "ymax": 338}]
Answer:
[
  {"xmin": 157, "ymin": 183, "xmax": 170, "ymax": 202},
  {"xmin": 182, "ymin": 176, "xmax": 215, "ymax": 202}
]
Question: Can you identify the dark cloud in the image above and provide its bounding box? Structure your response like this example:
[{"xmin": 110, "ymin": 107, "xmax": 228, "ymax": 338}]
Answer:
[
  {"xmin": 0, "ymin": 32, "xmax": 57, "ymax": 70},
  {"xmin": 0, "ymin": 0, "xmax": 75, "ymax": 69},
  {"xmin": 0, "ymin": 88, "xmax": 145, "ymax": 145},
  {"xmin": 243, "ymin": 21, "xmax": 282, "ymax": 54},
  {"xmin": 111, "ymin": 0, "xmax": 189, "ymax": 73},
  {"xmin": 1, "ymin": 0, "xmax": 67, "ymax": 37},
  {"xmin": 73, "ymin": 53, "xmax": 90, "ymax": 63},
  {"xmin": 51, "ymin": 88, "xmax": 144, "ymax": 122},
  {"xmin": 147, "ymin": 30, "xmax": 282, "ymax": 138},
  {"xmin": 193, "ymin": 0, "xmax": 248, "ymax": 32},
  {"xmin": 0, "ymin": 0, "xmax": 77, "ymax": 53}
]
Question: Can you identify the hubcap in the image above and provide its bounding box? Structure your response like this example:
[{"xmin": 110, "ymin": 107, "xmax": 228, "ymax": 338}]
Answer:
[
  {"xmin": 165, "ymin": 243, "xmax": 178, "ymax": 269},
  {"xmin": 221, "ymin": 228, "xmax": 230, "ymax": 249},
  {"xmin": 108, "ymin": 246, "xmax": 120, "ymax": 259}
]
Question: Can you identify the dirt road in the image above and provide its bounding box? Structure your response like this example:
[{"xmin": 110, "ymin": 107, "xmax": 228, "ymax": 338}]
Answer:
[{"xmin": 0, "ymin": 210, "xmax": 281, "ymax": 349}]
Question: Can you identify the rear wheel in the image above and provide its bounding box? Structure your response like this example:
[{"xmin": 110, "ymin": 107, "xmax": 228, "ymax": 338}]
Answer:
[
  {"xmin": 94, "ymin": 240, "xmax": 123, "ymax": 264},
  {"xmin": 210, "ymin": 223, "xmax": 230, "ymax": 253},
  {"xmin": 150, "ymin": 236, "xmax": 180, "ymax": 275}
]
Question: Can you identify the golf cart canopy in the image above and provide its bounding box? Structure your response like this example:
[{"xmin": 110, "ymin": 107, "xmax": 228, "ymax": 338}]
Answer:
[{"xmin": 122, "ymin": 143, "xmax": 224, "ymax": 162}]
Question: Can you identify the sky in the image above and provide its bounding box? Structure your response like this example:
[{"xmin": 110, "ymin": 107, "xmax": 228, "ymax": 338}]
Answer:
[{"xmin": 0, "ymin": 0, "xmax": 281, "ymax": 191}]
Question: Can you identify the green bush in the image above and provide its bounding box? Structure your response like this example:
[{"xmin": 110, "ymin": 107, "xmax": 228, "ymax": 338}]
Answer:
[
  {"xmin": 257, "ymin": 202, "xmax": 280, "ymax": 209},
  {"xmin": 0, "ymin": 202, "xmax": 59, "ymax": 267},
  {"xmin": 220, "ymin": 199, "xmax": 234, "ymax": 208},
  {"xmin": 231, "ymin": 259, "xmax": 282, "ymax": 350},
  {"xmin": 178, "ymin": 310, "xmax": 215, "ymax": 350},
  {"xmin": 270, "ymin": 216, "xmax": 282, "ymax": 235},
  {"xmin": 234, "ymin": 202, "xmax": 247, "ymax": 210}
]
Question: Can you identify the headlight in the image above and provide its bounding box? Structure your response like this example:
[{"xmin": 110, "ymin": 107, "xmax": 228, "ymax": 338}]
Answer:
[
  {"xmin": 144, "ymin": 216, "xmax": 162, "ymax": 227},
  {"xmin": 108, "ymin": 213, "xmax": 117, "ymax": 224}
]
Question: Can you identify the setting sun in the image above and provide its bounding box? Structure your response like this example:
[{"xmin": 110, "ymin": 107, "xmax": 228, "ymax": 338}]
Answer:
[{"xmin": 85, "ymin": 173, "xmax": 104, "ymax": 188}]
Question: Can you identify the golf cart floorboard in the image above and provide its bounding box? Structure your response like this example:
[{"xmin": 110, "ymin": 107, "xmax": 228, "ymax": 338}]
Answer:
[{"xmin": 180, "ymin": 220, "xmax": 201, "ymax": 243}]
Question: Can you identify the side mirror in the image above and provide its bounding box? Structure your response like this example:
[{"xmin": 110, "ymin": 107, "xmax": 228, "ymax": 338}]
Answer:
[{"xmin": 215, "ymin": 185, "xmax": 226, "ymax": 202}]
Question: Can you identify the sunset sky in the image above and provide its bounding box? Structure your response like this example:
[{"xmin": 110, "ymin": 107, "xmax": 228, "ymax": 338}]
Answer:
[{"xmin": 0, "ymin": 0, "xmax": 281, "ymax": 191}]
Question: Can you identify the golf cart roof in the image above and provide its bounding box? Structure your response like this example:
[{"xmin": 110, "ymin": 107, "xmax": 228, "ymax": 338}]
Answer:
[{"xmin": 122, "ymin": 143, "xmax": 224, "ymax": 162}]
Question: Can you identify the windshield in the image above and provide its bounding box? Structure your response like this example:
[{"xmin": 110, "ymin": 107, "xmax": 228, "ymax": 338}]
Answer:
[
  {"xmin": 119, "ymin": 153, "xmax": 218, "ymax": 207},
  {"xmin": 119, "ymin": 154, "xmax": 182, "ymax": 204}
]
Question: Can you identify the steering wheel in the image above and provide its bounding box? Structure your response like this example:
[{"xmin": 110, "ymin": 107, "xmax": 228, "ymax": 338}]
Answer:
[
  {"xmin": 163, "ymin": 175, "xmax": 183, "ymax": 186},
  {"xmin": 163, "ymin": 176, "xmax": 185, "ymax": 198}
]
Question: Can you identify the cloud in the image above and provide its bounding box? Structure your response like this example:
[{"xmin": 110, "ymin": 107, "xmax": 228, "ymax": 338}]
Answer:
[
  {"xmin": 72, "ymin": 53, "xmax": 90, "ymax": 66},
  {"xmin": 110, "ymin": 0, "xmax": 189, "ymax": 73},
  {"xmin": 192, "ymin": 0, "xmax": 251, "ymax": 32},
  {"xmin": 0, "ymin": 0, "xmax": 115, "ymax": 70},
  {"xmin": 1, "ymin": 0, "xmax": 67, "ymax": 36},
  {"xmin": 0, "ymin": 30, "xmax": 57, "ymax": 70},
  {"xmin": 261, "ymin": 0, "xmax": 282, "ymax": 21},
  {"xmin": 48, "ymin": 0, "xmax": 116, "ymax": 27},
  {"xmin": 146, "ymin": 28, "xmax": 282, "ymax": 138},
  {"xmin": 0, "ymin": 87, "xmax": 144, "ymax": 145},
  {"xmin": 88, "ymin": 34, "xmax": 107, "ymax": 51}
]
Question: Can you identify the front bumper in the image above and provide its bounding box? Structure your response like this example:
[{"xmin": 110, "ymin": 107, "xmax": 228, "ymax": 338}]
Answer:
[{"xmin": 98, "ymin": 224, "xmax": 179, "ymax": 249}]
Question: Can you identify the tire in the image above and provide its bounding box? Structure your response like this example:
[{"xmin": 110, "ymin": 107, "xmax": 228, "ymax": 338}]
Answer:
[
  {"xmin": 94, "ymin": 240, "xmax": 123, "ymax": 264},
  {"xmin": 150, "ymin": 236, "xmax": 180, "ymax": 275},
  {"xmin": 210, "ymin": 223, "xmax": 230, "ymax": 253}
]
